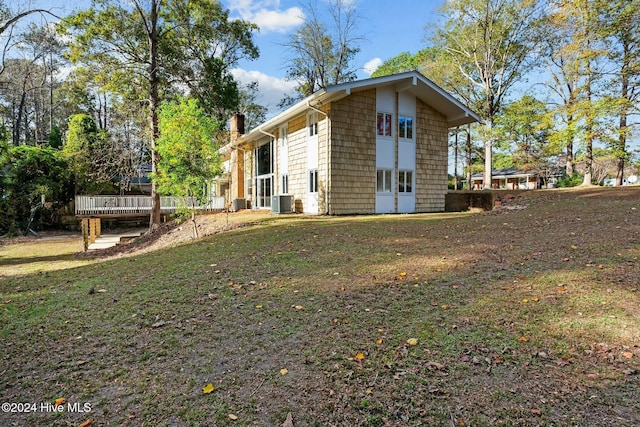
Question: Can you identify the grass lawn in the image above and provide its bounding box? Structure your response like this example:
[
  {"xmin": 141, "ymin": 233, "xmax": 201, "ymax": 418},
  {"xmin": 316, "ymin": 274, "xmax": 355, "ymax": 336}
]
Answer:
[{"xmin": 1, "ymin": 187, "xmax": 639, "ymax": 426}]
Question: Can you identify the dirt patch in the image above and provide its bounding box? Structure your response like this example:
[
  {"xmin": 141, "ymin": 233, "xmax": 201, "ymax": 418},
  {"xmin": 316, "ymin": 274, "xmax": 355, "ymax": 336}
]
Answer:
[{"xmin": 76, "ymin": 210, "xmax": 274, "ymax": 259}]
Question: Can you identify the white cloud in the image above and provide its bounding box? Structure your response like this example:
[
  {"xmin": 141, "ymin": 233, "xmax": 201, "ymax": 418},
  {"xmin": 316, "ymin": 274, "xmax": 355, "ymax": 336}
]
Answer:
[
  {"xmin": 363, "ymin": 57, "xmax": 383, "ymax": 76},
  {"xmin": 227, "ymin": 0, "xmax": 305, "ymax": 33},
  {"xmin": 231, "ymin": 68, "xmax": 298, "ymax": 112}
]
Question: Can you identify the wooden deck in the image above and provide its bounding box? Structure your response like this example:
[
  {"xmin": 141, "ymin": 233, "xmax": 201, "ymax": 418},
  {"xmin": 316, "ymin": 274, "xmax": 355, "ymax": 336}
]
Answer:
[{"xmin": 75, "ymin": 195, "xmax": 226, "ymax": 217}]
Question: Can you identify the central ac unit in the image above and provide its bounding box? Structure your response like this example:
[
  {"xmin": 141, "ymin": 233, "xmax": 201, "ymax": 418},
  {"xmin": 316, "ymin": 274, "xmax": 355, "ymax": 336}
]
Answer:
[
  {"xmin": 271, "ymin": 194, "xmax": 293, "ymax": 213},
  {"xmin": 232, "ymin": 198, "xmax": 246, "ymax": 212}
]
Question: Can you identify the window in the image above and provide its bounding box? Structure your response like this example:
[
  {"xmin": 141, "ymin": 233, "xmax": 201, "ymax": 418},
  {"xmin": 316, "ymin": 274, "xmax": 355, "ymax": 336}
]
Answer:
[
  {"xmin": 376, "ymin": 169, "xmax": 392, "ymax": 193},
  {"xmin": 377, "ymin": 112, "xmax": 392, "ymax": 136},
  {"xmin": 281, "ymin": 174, "xmax": 289, "ymax": 194},
  {"xmin": 308, "ymin": 112, "xmax": 318, "ymax": 137},
  {"xmin": 399, "ymin": 170, "xmax": 413, "ymax": 193},
  {"xmin": 309, "ymin": 169, "xmax": 318, "ymax": 193},
  {"xmin": 257, "ymin": 142, "xmax": 273, "ymax": 175},
  {"xmin": 399, "ymin": 115, "xmax": 414, "ymax": 139}
]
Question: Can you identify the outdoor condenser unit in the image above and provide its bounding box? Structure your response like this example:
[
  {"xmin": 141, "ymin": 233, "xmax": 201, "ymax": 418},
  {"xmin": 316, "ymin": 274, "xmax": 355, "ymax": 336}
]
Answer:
[
  {"xmin": 271, "ymin": 195, "xmax": 294, "ymax": 214},
  {"xmin": 232, "ymin": 198, "xmax": 246, "ymax": 212}
]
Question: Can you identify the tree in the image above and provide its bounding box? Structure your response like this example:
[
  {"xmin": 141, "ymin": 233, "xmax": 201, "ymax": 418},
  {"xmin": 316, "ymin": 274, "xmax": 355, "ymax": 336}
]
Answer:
[
  {"xmin": 0, "ymin": 144, "xmax": 72, "ymax": 235},
  {"xmin": 61, "ymin": 0, "xmax": 258, "ymax": 231},
  {"xmin": 0, "ymin": 2, "xmax": 62, "ymax": 76},
  {"xmin": 282, "ymin": 0, "xmax": 361, "ymax": 103},
  {"xmin": 546, "ymin": 0, "xmax": 611, "ymax": 186},
  {"xmin": 494, "ymin": 95, "xmax": 556, "ymax": 170},
  {"xmin": 151, "ymin": 97, "xmax": 222, "ymax": 238},
  {"xmin": 371, "ymin": 48, "xmax": 440, "ymax": 78},
  {"xmin": 602, "ymin": 0, "xmax": 640, "ymax": 185},
  {"xmin": 434, "ymin": 0, "xmax": 544, "ymax": 189},
  {"xmin": 237, "ymin": 81, "xmax": 267, "ymax": 132},
  {"xmin": 63, "ymin": 113, "xmax": 99, "ymax": 194}
]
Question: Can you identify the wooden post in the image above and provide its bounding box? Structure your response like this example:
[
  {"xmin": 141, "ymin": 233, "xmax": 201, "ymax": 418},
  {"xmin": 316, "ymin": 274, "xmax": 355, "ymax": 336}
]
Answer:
[
  {"xmin": 95, "ymin": 218, "xmax": 101, "ymax": 238},
  {"xmin": 81, "ymin": 218, "xmax": 89, "ymax": 251},
  {"xmin": 89, "ymin": 218, "xmax": 96, "ymax": 243}
]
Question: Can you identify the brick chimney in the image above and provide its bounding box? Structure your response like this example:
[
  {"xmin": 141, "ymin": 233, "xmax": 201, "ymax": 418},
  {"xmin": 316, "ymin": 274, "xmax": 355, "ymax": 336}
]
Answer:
[{"xmin": 230, "ymin": 112, "xmax": 245, "ymax": 139}]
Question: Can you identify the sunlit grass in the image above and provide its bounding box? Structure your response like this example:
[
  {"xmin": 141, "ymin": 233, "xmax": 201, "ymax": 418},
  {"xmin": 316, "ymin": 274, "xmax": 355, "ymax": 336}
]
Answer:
[{"xmin": 1, "ymin": 187, "xmax": 639, "ymax": 426}]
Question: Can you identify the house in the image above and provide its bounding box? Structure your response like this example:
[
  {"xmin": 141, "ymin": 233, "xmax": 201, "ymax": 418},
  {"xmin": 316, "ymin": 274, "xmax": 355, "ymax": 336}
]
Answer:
[
  {"xmin": 218, "ymin": 71, "xmax": 480, "ymax": 215},
  {"xmin": 470, "ymin": 168, "xmax": 541, "ymax": 190}
]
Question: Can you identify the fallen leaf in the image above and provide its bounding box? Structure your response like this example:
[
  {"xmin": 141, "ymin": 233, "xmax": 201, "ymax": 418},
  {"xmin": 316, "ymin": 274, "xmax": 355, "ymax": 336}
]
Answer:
[
  {"xmin": 622, "ymin": 352, "xmax": 633, "ymax": 359},
  {"xmin": 255, "ymin": 305, "xmax": 263, "ymax": 309},
  {"xmin": 531, "ymin": 408, "xmax": 542, "ymax": 415},
  {"xmin": 452, "ymin": 285, "xmax": 459, "ymax": 289},
  {"xmin": 532, "ymin": 297, "xmax": 539, "ymax": 302},
  {"xmin": 407, "ymin": 338, "xmax": 418, "ymax": 346},
  {"xmin": 202, "ymin": 383, "xmax": 214, "ymax": 394},
  {"xmin": 54, "ymin": 397, "xmax": 66, "ymax": 407},
  {"xmin": 77, "ymin": 360, "xmax": 87, "ymax": 366},
  {"xmin": 282, "ymin": 412, "xmax": 294, "ymax": 427},
  {"xmin": 555, "ymin": 357, "xmax": 571, "ymax": 366},
  {"xmin": 96, "ymin": 289, "xmax": 107, "ymax": 293},
  {"xmin": 280, "ymin": 368, "xmax": 289, "ymax": 375},
  {"xmin": 519, "ymin": 336, "xmax": 528, "ymax": 342},
  {"xmin": 354, "ymin": 352, "xmax": 366, "ymax": 361},
  {"xmin": 426, "ymin": 361, "xmax": 445, "ymax": 370},
  {"xmin": 522, "ymin": 298, "xmax": 529, "ymax": 303},
  {"xmin": 441, "ymin": 305, "xmax": 449, "ymax": 310},
  {"xmin": 228, "ymin": 414, "xmax": 238, "ymax": 421},
  {"xmin": 375, "ymin": 338, "xmax": 383, "ymax": 345},
  {"xmin": 293, "ymin": 305, "xmax": 304, "ymax": 310},
  {"xmin": 78, "ymin": 419, "xmax": 94, "ymax": 427}
]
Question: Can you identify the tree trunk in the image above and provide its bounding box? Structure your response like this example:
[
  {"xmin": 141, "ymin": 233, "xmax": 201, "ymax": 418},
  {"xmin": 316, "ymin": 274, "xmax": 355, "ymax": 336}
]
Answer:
[
  {"xmin": 565, "ymin": 113, "xmax": 574, "ymax": 175},
  {"xmin": 14, "ymin": 77, "xmax": 28, "ymax": 145},
  {"xmin": 616, "ymin": 48, "xmax": 629, "ymax": 186},
  {"xmin": 148, "ymin": 0, "xmax": 161, "ymax": 231},
  {"xmin": 483, "ymin": 117, "xmax": 492, "ymax": 190},
  {"xmin": 453, "ymin": 128, "xmax": 459, "ymax": 190},
  {"xmin": 466, "ymin": 124, "xmax": 472, "ymax": 190},
  {"xmin": 616, "ymin": 115, "xmax": 626, "ymax": 186}
]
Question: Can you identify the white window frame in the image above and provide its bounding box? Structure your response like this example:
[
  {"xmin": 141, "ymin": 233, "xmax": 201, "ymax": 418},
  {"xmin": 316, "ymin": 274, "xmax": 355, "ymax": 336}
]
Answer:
[
  {"xmin": 376, "ymin": 169, "xmax": 392, "ymax": 193},
  {"xmin": 308, "ymin": 112, "xmax": 319, "ymax": 137},
  {"xmin": 398, "ymin": 170, "xmax": 414, "ymax": 193},
  {"xmin": 376, "ymin": 112, "xmax": 393, "ymax": 137},
  {"xmin": 281, "ymin": 173, "xmax": 289, "ymax": 194},
  {"xmin": 309, "ymin": 169, "xmax": 318, "ymax": 193},
  {"xmin": 398, "ymin": 115, "xmax": 414, "ymax": 140}
]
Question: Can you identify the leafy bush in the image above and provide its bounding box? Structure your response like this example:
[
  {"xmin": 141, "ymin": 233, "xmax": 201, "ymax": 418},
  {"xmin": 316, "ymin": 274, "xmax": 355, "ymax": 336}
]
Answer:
[{"xmin": 557, "ymin": 172, "xmax": 583, "ymax": 188}]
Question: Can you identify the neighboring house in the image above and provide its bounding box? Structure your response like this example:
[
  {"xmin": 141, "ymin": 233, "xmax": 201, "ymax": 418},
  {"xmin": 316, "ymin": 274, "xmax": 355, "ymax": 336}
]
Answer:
[
  {"xmin": 218, "ymin": 71, "xmax": 480, "ymax": 215},
  {"xmin": 470, "ymin": 168, "xmax": 541, "ymax": 190},
  {"xmin": 128, "ymin": 164, "xmax": 152, "ymax": 194}
]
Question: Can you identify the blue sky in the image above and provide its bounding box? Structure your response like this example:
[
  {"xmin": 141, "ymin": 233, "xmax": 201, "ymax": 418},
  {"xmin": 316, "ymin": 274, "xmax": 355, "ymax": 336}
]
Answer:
[
  {"xmin": 222, "ymin": 0, "xmax": 444, "ymax": 113},
  {"xmin": 16, "ymin": 0, "xmax": 444, "ymax": 115}
]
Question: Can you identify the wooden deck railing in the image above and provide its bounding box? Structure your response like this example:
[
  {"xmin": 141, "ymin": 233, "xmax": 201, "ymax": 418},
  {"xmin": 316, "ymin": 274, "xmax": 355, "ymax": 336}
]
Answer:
[{"xmin": 75, "ymin": 195, "xmax": 226, "ymax": 216}]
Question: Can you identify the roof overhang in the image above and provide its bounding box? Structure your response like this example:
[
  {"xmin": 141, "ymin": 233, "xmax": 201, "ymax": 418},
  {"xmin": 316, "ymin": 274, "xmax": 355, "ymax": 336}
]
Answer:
[
  {"xmin": 220, "ymin": 71, "xmax": 480, "ymax": 154},
  {"xmin": 325, "ymin": 71, "xmax": 481, "ymax": 127}
]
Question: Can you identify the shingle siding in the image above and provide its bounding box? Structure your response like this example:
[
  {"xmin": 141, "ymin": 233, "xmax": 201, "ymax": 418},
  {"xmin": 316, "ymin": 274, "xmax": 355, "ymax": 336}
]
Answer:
[
  {"xmin": 415, "ymin": 99, "xmax": 448, "ymax": 212},
  {"xmin": 328, "ymin": 89, "xmax": 377, "ymax": 215}
]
